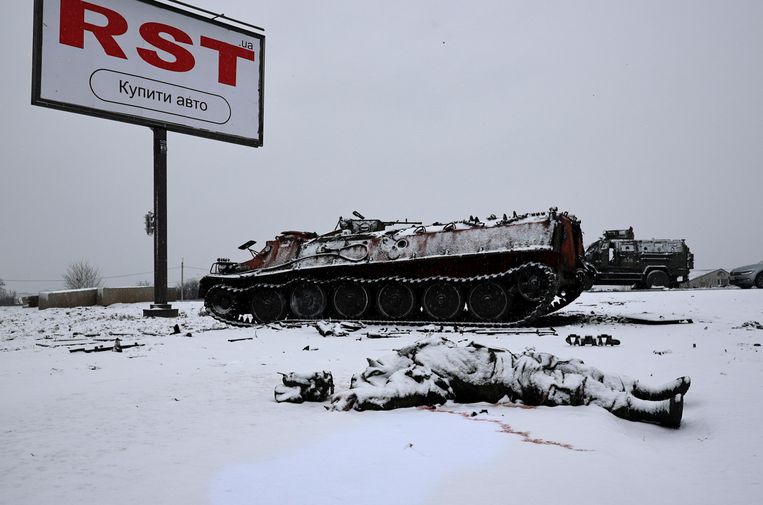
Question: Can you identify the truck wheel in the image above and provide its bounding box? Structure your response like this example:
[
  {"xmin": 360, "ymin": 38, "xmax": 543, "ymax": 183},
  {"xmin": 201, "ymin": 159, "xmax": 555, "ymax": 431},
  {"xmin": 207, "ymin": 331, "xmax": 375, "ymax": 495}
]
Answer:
[
  {"xmin": 755, "ymin": 272, "xmax": 763, "ymax": 289},
  {"xmin": 646, "ymin": 270, "xmax": 669, "ymax": 288}
]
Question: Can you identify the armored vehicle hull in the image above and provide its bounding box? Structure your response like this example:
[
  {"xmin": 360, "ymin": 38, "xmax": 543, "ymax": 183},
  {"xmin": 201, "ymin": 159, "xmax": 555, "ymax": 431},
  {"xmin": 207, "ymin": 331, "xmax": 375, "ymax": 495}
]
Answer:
[
  {"xmin": 585, "ymin": 228, "xmax": 694, "ymax": 288},
  {"xmin": 200, "ymin": 209, "xmax": 593, "ymax": 326}
]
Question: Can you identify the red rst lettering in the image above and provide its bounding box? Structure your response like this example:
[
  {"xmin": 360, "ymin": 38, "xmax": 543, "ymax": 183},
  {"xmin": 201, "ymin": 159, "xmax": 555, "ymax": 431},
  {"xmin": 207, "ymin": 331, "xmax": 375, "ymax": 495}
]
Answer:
[
  {"xmin": 59, "ymin": 0, "xmax": 128, "ymax": 59},
  {"xmin": 200, "ymin": 36, "xmax": 255, "ymax": 86},
  {"xmin": 58, "ymin": 1, "xmax": 257, "ymax": 86},
  {"xmin": 137, "ymin": 22, "xmax": 195, "ymax": 72}
]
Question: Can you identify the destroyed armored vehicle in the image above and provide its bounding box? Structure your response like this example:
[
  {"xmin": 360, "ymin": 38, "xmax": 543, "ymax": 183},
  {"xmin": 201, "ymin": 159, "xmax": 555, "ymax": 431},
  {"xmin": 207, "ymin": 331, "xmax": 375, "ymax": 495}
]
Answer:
[
  {"xmin": 199, "ymin": 209, "xmax": 594, "ymax": 326},
  {"xmin": 585, "ymin": 227, "xmax": 694, "ymax": 288}
]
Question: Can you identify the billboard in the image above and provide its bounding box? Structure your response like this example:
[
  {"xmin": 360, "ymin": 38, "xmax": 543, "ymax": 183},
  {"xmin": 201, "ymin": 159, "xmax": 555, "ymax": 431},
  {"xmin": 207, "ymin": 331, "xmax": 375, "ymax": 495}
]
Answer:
[{"xmin": 32, "ymin": 0, "xmax": 264, "ymax": 146}]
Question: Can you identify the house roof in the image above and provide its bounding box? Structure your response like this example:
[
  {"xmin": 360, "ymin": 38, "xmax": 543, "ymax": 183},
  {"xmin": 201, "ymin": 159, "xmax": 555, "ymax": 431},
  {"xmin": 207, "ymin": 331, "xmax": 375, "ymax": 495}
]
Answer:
[{"xmin": 687, "ymin": 268, "xmax": 729, "ymax": 281}]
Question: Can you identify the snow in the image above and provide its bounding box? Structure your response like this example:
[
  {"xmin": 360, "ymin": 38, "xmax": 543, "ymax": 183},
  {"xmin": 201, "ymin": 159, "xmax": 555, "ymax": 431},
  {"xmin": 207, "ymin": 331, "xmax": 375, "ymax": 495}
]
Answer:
[{"xmin": 1, "ymin": 290, "xmax": 762, "ymax": 505}]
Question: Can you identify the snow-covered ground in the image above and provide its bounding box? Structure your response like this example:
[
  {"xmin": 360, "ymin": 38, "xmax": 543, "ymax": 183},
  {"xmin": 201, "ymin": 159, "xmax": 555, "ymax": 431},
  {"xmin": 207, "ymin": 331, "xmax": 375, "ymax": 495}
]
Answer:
[{"xmin": 1, "ymin": 289, "xmax": 761, "ymax": 505}]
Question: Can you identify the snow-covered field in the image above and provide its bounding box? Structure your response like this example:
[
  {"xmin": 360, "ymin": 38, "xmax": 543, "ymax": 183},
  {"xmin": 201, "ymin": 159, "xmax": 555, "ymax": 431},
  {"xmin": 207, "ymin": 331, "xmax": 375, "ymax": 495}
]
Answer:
[{"xmin": 1, "ymin": 289, "xmax": 761, "ymax": 505}]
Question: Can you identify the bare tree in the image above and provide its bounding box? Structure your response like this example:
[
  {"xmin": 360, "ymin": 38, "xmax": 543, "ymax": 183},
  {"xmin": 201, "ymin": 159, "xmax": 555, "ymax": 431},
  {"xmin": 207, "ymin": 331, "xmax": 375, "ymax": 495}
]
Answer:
[
  {"xmin": 63, "ymin": 260, "xmax": 103, "ymax": 289},
  {"xmin": 0, "ymin": 278, "xmax": 17, "ymax": 306},
  {"xmin": 176, "ymin": 278, "xmax": 200, "ymax": 300}
]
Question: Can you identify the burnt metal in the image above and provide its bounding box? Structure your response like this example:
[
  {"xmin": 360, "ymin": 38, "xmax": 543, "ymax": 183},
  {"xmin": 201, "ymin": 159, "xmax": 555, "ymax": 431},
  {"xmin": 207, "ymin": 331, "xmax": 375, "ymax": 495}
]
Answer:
[{"xmin": 200, "ymin": 209, "xmax": 594, "ymax": 326}]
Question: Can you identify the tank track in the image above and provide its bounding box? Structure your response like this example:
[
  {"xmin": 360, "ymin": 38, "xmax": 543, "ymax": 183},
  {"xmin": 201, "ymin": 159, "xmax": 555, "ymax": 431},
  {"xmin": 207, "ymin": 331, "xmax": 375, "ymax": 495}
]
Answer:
[
  {"xmin": 204, "ymin": 262, "xmax": 560, "ymax": 328},
  {"xmin": 543, "ymin": 288, "xmax": 583, "ymax": 315}
]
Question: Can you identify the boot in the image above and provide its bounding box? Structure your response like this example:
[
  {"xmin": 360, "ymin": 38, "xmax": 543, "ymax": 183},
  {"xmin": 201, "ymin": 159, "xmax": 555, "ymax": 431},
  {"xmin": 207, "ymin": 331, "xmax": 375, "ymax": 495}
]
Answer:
[
  {"xmin": 632, "ymin": 376, "xmax": 691, "ymax": 401},
  {"xmin": 611, "ymin": 394, "xmax": 684, "ymax": 428},
  {"xmin": 596, "ymin": 334, "xmax": 620, "ymax": 346}
]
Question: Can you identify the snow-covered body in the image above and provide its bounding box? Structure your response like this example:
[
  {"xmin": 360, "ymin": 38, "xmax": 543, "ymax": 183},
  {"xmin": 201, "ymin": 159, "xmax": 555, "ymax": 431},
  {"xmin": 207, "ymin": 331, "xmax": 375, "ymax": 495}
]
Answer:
[{"xmin": 331, "ymin": 336, "xmax": 688, "ymax": 428}]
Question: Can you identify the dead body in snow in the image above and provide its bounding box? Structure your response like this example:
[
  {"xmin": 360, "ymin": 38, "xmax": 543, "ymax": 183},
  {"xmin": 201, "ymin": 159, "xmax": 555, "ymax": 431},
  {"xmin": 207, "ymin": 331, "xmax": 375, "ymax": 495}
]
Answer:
[{"xmin": 330, "ymin": 337, "xmax": 690, "ymax": 428}]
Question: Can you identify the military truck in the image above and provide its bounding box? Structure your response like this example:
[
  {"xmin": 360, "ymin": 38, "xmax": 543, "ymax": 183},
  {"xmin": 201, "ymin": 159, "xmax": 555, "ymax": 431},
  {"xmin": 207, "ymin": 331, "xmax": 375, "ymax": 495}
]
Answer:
[{"xmin": 585, "ymin": 227, "xmax": 693, "ymax": 288}]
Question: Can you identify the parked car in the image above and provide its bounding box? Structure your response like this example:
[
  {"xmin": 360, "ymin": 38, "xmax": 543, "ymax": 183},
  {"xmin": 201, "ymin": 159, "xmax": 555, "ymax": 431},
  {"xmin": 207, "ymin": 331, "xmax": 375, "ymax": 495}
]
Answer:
[{"xmin": 729, "ymin": 261, "xmax": 763, "ymax": 289}]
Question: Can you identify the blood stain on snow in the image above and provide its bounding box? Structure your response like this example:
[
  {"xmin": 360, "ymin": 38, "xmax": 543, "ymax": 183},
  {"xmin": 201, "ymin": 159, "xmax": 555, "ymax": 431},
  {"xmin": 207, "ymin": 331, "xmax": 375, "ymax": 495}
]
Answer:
[{"xmin": 418, "ymin": 405, "xmax": 590, "ymax": 452}]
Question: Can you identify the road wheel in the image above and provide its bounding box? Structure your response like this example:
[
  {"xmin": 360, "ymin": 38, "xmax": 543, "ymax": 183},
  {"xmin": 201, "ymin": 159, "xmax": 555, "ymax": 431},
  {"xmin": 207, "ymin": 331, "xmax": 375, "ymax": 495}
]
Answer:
[
  {"xmin": 755, "ymin": 272, "xmax": 763, "ymax": 289},
  {"xmin": 468, "ymin": 282, "xmax": 508, "ymax": 321},
  {"xmin": 290, "ymin": 282, "xmax": 326, "ymax": 319},
  {"xmin": 646, "ymin": 270, "xmax": 670, "ymax": 288},
  {"xmin": 251, "ymin": 288, "xmax": 286, "ymax": 322},
  {"xmin": 333, "ymin": 282, "xmax": 369, "ymax": 319},
  {"xmin": 422, "ymin": 282, "xmax": 462, "ymax": 320},
  {"xmin": 377, "ymin": 282, "xmax": 416, "ymax": 320},
  {"xmin": 205, "ymin": 286, "xmax": 237, "ymax": 317},
  {"xmin": 516, "ymin": 267, "xmax": 550, "ymax": 302}
]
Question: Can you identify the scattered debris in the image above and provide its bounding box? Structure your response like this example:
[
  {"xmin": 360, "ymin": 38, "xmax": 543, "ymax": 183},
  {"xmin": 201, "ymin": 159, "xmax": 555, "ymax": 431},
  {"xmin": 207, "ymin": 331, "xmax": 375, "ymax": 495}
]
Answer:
[
  {"xmin": 36, "ymin": 341, "xmax": 89, "ymax": 348},
  {"xmin": 69, "ymin": 341, "xmax": 144, "ymax": 353},
  {"xmin": 270, "ymin": 321, "xmax": 309, "ymax": 330},
  {"xmin": 315, "ymin": 321, "xmax": 347, "ymax": 337},
  {"xmin": 653, "ymin": 350, "xmax": 673, "ymax": 356},
  {"xmin": 228, "ymin": 337, "xmax": 253, "ymax": 342},
  {"xmin": 623, "ymin": 314, "xmax": 693, "ymax": 325},
  {"xmin": 275, "ymin": 371, "xmax": 334, "ymax": 403},
  {"xmin": 734, "ymin": 321, "xmax": 763, "ymax": 330},
  {"xmin": 365, "ymin": 328, "xmax": 410, "ymax": 339},
  {"xmin": 195, "ymin": 325, "xmax": 228, "ymax": 333},
  {"xmin": 361, "ymin": 324, "xmax": 557, "ymax": 339},
  {"xmin": 465, "ymin": 327, "xmax": 557, "ymax": 336},
  {"xmin": 302, "ymin": 345, "xmax": 318, "ymax": 351},
  {"xmin": 314, "ymin": 320, "xmax": 365, "ymax": 337},
  {"xmin": 539, "ymin": 312, "xmax": 626, "ymax": 326},
  {"xmin": 565, "ymin": 334, "xmax": 621, "ymax": 346}
]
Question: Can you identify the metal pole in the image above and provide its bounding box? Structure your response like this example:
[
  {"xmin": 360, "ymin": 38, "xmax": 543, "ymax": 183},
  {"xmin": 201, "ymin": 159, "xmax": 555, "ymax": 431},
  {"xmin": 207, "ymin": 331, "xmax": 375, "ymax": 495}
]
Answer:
[
  {"xmin": 144, "ymin": 127, "xmax": 178, "ymax": 318},
  {"xmin": 154, "ymin": 127, "xmax": 168, "ymax": 304},
  {"xmin": 181, "ymin": 257, "xmax": 184, "ymax": 302}
]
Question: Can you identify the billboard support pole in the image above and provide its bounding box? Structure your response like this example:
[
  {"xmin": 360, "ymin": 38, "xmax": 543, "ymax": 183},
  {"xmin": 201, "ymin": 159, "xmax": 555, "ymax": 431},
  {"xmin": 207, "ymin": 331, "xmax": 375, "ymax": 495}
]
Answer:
[{"xmin": 144, "ymin": 127, "xmax": 178, "ymax": 318}]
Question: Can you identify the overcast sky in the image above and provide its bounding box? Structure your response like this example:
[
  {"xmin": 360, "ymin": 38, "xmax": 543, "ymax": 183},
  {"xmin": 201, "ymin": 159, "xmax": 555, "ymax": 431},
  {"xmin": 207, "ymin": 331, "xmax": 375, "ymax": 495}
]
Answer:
[{"xmin": 1, "ymin": 0, "xmax": 761, "ymax": 295}]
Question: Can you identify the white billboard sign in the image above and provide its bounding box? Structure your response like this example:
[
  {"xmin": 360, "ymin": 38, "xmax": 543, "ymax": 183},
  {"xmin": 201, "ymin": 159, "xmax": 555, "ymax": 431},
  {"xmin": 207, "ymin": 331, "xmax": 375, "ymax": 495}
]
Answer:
[{"xmin": 32, "ymin": 0, "xmax": 264, "ymax": 146}]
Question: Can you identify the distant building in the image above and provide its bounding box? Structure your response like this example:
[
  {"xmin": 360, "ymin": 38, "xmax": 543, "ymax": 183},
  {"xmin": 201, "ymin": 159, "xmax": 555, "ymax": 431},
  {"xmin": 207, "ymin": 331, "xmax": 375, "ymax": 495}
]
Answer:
[{"xmin": 681, "ymin": 269, "xmax": 729, "ymax": 288}]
